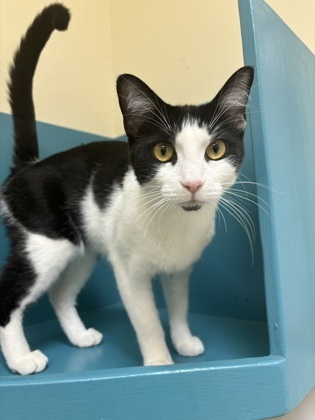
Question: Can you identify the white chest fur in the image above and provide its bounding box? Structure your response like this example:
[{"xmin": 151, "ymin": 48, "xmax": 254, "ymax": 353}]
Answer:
[{"xmin": 81, "ymin": 171, "xmax": 217, "ymax": 275}]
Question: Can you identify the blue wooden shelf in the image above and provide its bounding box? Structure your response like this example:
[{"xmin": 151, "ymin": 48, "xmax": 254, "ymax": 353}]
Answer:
[{"xmin": 0, "ymin": 306, "xmax": 269, "ymax": 375}]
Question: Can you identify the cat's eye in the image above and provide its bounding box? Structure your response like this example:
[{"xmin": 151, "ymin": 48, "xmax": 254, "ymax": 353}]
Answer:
[
  {"xmin": 153, "ymin": 143, "xmax": 175, "ymax": 162},
  {"xmin": 205, "ymin": 140, "xmax": 227, "ymax": 161}
]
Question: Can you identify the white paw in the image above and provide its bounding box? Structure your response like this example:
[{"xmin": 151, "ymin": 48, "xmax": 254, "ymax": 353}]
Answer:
[
  {"xmin": 144, "ymin": 357, "xmax": 174, "ymax": 366},
  {"xmin": 9, "ymin": 350, "xmax": 48, "ymax": 375},
  {"xmin": 175, "ymin": 336, "xmax": 205, "ymax": 357},
  {"xmin": 73, "ymin": 328, "xmax": 103, "ymax": 348}
]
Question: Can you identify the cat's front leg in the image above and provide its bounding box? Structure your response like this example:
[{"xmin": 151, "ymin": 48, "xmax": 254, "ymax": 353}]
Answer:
[
  {"xmin": 111, "ymin": 256, "xmax": 173, "ymax": 366},
  {"xmin": 161, "ymin": 269, "xmax": 204, "ymax": 357}
]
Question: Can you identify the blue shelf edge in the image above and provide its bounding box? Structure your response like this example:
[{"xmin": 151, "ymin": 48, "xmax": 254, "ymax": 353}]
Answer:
[
  {"xmin": 0, "ymin": 355, "xmax": 287, "ymax": 420},
  {"xmin": 239, "ymin": 0, "xmax": 315, "ymax": 416}
]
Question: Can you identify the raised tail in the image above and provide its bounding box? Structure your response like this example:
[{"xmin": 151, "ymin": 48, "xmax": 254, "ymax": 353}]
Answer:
[{"xmin": 8, "ymin": 3, "xmax": 70, "ymax": 170}]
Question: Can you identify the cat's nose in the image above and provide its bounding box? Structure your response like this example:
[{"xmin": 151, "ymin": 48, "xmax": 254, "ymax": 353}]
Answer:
[{"xmin": 181, "ymin": 180, "xmax": 204, "ymax": 194}]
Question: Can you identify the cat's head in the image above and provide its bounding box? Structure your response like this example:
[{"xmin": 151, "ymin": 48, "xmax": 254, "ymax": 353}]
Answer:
[{"xmin": 116, "ymin": 67, "xmax": 254, "ymax": 211}]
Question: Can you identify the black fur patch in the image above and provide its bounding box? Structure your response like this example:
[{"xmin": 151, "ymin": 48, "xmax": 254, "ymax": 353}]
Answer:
[
  {"xmin": 3, "ymin": 141, "xmax": 130, "ymax": 244},
  {"xmin": 0, "ymin": 225, "xmax": 36, "ymax": 327}
]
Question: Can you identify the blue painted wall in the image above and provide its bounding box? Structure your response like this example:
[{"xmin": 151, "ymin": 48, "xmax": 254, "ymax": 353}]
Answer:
[{"xmin": 239, "ymin": 0, "xmax": 315, "ymax": 412}]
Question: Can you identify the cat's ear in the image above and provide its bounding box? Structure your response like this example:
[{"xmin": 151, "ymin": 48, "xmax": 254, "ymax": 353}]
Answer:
[
  {"xmin": 211, "ymin": 66, "xmax": 254, "ymax": 130},
  {"xmin": 116, "ymin": 74, "xmax": 168, "ymax": 138}
]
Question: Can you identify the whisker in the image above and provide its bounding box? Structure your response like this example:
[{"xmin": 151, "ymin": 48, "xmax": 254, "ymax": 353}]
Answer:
[
  {"xmin": 143, "ymin": 198, "xmax": 170, "ymax": 236},
  {"xmin": 219, "ymin": 196, "xmax": 256, "ymax": 260},
  {"xmin": 221, "ymin": 196, "xmax": 256, "ymax": 240},
  {"xmin": 235, "ymin": 174, "xmax": 284, "ymax": 194},
  {"xmin": 217, "ymin": 205, "xmax": 228, "ymax": 232},
  {"xmin": 158, "ymin": 200, "xmax": 173, "ymax": 230},
  {"xmin": 137, "ymin": 197, "xmax": 164, "ymax": 222},
  {"xmin": 137, "ymin": 196, "xmax": 163, "ymax": 213},
  {"xmin": 224, "ymin": 189, "xmax": 271, "ymax": 220},
  {"xmin": 138, "ymin": 190, "xmax": 162, "ymax": 200}
]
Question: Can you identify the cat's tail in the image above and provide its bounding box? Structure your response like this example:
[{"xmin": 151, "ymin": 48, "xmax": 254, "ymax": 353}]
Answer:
[{"xmin": 8, "ymin": 4, "xmax": 70, "ymax": 170}]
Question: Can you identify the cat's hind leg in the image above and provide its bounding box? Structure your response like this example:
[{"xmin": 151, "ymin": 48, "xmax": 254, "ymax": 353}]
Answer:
[
  {"xmin": 0, "ymin": 309, "xmax": 48, "ymax": 375},
  {"xmin": 49, "ymin": 251, "xmax": 103, "ymax": 348},
  {"xmin": 0, "ymin": 232, "xmax": 82, "ymax": 375},
  {"xmin": 161, "ymin": 269, "xmax": 204, "ymax": 357}
]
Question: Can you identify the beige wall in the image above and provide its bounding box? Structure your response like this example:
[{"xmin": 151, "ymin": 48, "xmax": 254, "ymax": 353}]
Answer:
[
  {"xmin": 0, "ymin": 0, "xmax": 314, "ymax": 138},
  {"xmin": 0, "ymin": 0, "xmax": 116, "ymax": 135}
]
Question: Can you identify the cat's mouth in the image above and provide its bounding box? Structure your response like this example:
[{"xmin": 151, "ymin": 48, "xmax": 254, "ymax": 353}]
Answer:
[{"xmin": 181, "ymin": 200, "xmax": 202, "ymax": 212}]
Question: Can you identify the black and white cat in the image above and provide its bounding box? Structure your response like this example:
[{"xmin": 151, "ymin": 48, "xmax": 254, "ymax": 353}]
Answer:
[{"xmin": 0, "ymin": 4, "xmax": 254, "ymax": 375}]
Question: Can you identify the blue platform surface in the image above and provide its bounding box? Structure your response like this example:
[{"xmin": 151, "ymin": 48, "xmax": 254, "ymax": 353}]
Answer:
[{"xmin": 0, "ymin": 0, "xmax": 315, "ymax": 418}]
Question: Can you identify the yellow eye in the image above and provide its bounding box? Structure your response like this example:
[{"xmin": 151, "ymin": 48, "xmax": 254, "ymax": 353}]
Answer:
[
  {"xmin": 153, "ymin": 143, "xmax": 175, "ymax": 162},
  {"xmin": 205, "ymin": 140, "xmax": 227, "ymax": 160}
]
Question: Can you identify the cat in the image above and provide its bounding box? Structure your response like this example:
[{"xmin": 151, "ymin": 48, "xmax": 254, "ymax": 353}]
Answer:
[{"xmin": 0, "ymin": 3, "xmax": 254, "ymax": 375}]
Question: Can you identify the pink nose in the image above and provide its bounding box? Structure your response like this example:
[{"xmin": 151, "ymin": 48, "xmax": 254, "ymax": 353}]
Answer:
[{"xmin": 181, "ymin": 180, "xmax": 204, "ymax": 194}]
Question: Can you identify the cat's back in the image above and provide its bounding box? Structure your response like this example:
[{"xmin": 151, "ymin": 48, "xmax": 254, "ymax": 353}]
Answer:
[{"xmin": 1, "ymin": 141, "xmax": 130, "ymax": 242}]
